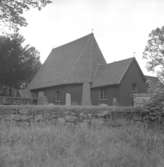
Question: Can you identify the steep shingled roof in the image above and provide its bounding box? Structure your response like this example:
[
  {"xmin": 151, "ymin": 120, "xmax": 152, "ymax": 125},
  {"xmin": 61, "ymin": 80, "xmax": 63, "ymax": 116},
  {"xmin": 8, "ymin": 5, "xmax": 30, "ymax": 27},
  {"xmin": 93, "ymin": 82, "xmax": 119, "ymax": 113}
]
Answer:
[
  {"xmin": 29, "ymin": 33, "xmax": 106, "ymax": 90},
  {"xmin": 92, "ymin": 57, "xmax": 135, "ymax": 87},
  {"xmin": 29, "ymin": 33, "xmax": 145, "ymax": 90}
]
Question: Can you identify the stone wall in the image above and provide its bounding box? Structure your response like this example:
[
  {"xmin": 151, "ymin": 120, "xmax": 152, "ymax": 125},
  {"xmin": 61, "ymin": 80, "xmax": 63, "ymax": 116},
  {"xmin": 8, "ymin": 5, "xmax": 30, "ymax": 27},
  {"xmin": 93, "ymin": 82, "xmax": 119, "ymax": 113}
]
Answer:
[
  {"xmin": 0, "ymin": 105, "xmax": 147, "ymax": 125},
  {"xmin": 0, "ymin": 96, "xmax": 33, "ymax": 105}
]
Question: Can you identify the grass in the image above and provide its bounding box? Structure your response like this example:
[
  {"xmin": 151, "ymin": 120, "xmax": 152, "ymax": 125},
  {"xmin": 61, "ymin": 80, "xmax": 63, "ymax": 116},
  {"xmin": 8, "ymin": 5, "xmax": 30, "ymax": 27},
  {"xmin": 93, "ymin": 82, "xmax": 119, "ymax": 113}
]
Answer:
[{"xmin": 0, "ymin": 120, "xmax": 164, "ymax": 167}]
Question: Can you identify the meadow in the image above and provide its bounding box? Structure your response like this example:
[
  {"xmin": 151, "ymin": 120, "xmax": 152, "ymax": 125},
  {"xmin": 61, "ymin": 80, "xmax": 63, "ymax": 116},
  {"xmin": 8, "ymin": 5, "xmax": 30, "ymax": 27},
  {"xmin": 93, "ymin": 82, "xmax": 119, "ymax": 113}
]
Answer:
[{"xmin": 0, "ymin": 119, "xmax": 164, "ymax": 167}]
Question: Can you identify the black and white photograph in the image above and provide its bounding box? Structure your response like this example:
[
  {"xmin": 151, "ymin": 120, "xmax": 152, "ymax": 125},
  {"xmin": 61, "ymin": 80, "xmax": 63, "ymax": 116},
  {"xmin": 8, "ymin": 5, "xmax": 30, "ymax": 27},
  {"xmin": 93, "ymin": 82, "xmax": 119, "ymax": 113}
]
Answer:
[{"xmin": 0, "ymin": 0, "xmax": 164, "ymax": 166}]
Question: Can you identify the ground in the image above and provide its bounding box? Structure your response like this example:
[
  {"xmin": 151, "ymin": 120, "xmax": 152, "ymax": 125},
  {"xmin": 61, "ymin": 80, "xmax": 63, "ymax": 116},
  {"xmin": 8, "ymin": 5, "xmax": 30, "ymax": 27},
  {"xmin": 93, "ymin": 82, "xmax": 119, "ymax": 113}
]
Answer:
[{"xmin": 0, "ymin": 120, "xmax": 164, "ymax": 167}]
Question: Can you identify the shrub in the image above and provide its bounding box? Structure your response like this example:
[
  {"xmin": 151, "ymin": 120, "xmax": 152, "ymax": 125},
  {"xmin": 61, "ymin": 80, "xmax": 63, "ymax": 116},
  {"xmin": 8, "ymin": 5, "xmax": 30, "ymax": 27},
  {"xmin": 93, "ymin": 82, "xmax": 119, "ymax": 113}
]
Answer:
[{"xmin": 143, "ymin": 86, "xmax": 164, "ymax": 123}]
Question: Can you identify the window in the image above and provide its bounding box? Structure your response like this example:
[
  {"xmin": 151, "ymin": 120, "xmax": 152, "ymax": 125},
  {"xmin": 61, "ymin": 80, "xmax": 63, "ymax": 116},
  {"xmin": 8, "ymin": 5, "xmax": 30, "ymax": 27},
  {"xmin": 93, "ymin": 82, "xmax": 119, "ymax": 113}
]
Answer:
[
  {"xmin": 132, "ymin": 83, "xmax": 137, "ymax": 93},
  {"xmin": 54, "ymin": 90, "xmax": 64, "ymax": 104},
  {"xmin": 99, "ymin": 88, "xmax": 107, "ymax": 100}
]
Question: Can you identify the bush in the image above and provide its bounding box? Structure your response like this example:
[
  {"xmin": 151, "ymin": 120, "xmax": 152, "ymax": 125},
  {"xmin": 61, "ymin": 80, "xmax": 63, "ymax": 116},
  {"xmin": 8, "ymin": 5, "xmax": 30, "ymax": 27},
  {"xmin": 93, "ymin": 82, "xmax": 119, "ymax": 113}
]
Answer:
[{"xmin": 143, "ymin": 86, "xmax": 164, "ymax": 123}]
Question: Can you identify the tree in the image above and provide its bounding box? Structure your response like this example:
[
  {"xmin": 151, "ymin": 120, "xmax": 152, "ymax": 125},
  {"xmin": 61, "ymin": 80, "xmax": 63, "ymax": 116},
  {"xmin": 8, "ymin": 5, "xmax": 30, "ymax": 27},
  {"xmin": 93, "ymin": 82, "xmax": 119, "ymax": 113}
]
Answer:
[
  {"xmin": 0, "ymin": 34, "xmax": 41, "ymax": 89},
  {"xmin": 143, "ymin": 26, "xmax": 164, "ymax": 81},
  {"xmin": 0, "ymin": 0, "xmax": 52, "ymax": 31},
  {"xmin": 143, "ymin": 27, "xmax": 164, "ymax": 123}
]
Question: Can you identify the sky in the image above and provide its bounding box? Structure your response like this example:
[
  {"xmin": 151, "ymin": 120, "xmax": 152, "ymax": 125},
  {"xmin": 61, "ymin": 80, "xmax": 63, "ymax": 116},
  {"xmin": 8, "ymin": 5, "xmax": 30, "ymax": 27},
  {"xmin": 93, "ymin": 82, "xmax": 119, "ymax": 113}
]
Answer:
[{"xmin": 20, "ymin": 0, "xmax": 164, "ymax": 75}]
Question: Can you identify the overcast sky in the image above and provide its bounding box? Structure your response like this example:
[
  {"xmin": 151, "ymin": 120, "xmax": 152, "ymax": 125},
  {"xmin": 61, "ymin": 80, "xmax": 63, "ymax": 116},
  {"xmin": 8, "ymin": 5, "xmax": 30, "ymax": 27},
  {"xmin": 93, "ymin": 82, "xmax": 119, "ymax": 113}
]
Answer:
[{"xmin": 20, "ymin": 0, "xmax": 164, "ymax": 75}]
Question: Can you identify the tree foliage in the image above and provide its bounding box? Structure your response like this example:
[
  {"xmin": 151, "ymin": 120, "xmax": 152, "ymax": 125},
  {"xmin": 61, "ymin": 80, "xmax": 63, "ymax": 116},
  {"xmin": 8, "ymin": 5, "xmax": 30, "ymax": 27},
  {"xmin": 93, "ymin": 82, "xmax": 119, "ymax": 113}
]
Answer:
[
  {"xmin": 143, "ymin": 84, "xmax": 164, "ymax": 124},
  {"xmin": 0, "ymin": 0, "xmax": 52, "ymax": 31},
  {"xmin": 0, "ymin": 34, "xmax": 41, "ymax": 89},
  {"xmin": 143, "ymin": 26, "xmax": 164, "ymax": 81}
]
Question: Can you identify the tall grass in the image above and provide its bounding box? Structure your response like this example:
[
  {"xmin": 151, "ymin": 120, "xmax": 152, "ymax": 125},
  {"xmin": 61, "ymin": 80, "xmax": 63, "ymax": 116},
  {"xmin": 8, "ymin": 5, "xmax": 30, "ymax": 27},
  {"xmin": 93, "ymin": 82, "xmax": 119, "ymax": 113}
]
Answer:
[{"xmin": 0, "ymin": 121, "xmax": 164, "ymax": 167}]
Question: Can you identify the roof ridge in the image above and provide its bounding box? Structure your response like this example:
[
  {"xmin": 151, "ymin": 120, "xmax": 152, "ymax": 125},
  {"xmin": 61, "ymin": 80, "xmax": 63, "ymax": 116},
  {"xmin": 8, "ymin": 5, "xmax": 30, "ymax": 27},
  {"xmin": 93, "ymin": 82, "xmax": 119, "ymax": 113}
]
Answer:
[
  {"xmin": 107, "ymin": 57, "xmax": 135, "ymax": 65},
  {"xmin": 53, "ymin": 33, "xmax": 94, "ymax": 50}
]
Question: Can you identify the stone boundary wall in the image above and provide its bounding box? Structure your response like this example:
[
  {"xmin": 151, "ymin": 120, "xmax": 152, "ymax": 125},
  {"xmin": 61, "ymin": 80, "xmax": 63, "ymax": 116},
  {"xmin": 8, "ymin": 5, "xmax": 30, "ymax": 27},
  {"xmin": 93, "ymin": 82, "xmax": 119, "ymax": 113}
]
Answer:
[
  {"xmin": 0, "ymin": 96, "xmax": 33, "ymax": 105},
  {"xmin": 0, "ymin": 105, "xmax": 148, "ymax": 125}
]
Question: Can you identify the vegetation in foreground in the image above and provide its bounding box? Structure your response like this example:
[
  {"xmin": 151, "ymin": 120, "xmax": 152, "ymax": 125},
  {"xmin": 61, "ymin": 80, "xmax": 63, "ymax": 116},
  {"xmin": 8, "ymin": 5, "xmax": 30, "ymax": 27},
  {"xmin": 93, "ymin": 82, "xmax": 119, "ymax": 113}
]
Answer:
[{"xmin": 0, "ymin": 121, "xmax": 164, "ymax": 167}]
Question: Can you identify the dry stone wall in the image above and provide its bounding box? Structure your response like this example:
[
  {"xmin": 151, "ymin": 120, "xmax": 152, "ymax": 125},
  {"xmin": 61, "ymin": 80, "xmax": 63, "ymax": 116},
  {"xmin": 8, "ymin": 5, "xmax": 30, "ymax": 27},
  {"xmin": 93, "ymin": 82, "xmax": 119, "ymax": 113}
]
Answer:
[
  {"xmin": 0, "ymin": 105, "xmax": 147, "ymax": 125},
  {"xmin": 0, "ymin": 96, "xmax": 32, "ymax": 105}
]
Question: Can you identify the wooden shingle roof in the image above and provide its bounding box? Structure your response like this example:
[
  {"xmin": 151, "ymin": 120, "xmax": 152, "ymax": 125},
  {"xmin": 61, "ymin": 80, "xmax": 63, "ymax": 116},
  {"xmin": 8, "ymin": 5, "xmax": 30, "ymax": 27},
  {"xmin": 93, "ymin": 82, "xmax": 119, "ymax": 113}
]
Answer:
[
  {"xmin": 29, "ymin": 33, "xmax": 106, "ymax": 90},
  {"xmin": 92, "ymin": 58, "xmax": 135, "ymax": 87},
  {"xmin": 29, "ymin": 33, "xmax": 145, "ymax": 90}
]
